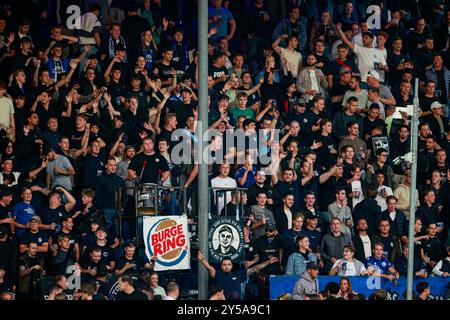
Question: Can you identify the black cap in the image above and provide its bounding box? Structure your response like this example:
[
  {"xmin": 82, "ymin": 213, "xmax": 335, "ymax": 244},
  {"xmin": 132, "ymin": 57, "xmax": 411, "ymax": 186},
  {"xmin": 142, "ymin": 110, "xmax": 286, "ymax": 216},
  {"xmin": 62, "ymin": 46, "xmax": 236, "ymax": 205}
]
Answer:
[
  {"xmin": 305, "ymin": 212, "xmax": 319, "ymax": 220},
  {"xmin": 58, "ymin": 234, "xmax": 71, "ymax": 242},
  {"xmin": 42, "ymin": 145, "xmax": 54, "ymax": 155},
  {"xmin": 96, "ymin": 226, "xmax": 108, "ymax": 233},
  {"xmin": 265, "ymin": 223, "xmax": 276, "ymax": 232},
  {"xmin": 306, "ymin": 262, "xmax": 319, "ymax": 270},
  {"xmin": 180, "ymin": 87, "xmax": 191, "ymax": 94},
  {"xmin": 294, "ymin": 98, "xmax": 307, "ymax": 107}
]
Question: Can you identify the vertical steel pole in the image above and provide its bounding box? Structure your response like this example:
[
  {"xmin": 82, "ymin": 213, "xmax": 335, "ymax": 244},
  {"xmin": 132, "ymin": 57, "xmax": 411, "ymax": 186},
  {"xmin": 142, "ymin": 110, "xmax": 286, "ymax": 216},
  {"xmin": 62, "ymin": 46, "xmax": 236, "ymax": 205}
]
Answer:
[
  {"xmin": 197, "ymin": 0, "xmax": 209, "ymax": 300},
  {"xmin": 406, "ymin": 78, "xmax": 420, "ymax": 300}
]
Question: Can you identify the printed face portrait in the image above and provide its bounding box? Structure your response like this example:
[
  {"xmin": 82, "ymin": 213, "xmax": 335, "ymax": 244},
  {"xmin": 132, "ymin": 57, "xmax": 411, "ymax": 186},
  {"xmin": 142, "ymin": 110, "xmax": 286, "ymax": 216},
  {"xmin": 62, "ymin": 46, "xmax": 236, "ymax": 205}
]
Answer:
[{"xmin": 219, "ymin": 229, "xmax": 233, "ymax": 248}]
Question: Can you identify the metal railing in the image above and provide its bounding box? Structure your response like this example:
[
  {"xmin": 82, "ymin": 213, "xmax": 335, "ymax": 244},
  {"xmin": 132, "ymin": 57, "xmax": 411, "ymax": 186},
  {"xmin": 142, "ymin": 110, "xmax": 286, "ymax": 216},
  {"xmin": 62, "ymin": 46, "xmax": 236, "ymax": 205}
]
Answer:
[{"xmin": 114, "ymin": 184, "xmax": 249, "ymax": 246}]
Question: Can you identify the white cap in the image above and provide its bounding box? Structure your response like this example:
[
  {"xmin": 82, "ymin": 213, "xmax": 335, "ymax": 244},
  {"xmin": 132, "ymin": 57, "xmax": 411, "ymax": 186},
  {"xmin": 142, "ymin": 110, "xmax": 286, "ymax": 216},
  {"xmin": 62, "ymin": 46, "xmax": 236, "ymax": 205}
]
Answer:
[
  {"xmin": 430, "ymin": 101, "xmax": 443, "ymax": 110},
  {"xmin": 367, "ymin": 70, "xmax": 380, "ymax": 81}
]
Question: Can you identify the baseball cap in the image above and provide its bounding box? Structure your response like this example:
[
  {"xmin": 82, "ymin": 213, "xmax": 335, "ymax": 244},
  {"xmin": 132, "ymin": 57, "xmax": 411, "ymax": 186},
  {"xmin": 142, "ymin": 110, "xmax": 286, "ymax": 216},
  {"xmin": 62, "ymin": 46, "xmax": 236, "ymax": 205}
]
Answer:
[
  {"xmin": 306, "ymin": 262, "xmax": 319, "ymax": 270},
  {"xmin": 58, "ymin": 234, "xmax": 71, "ymax": 242},
  {"xmin": 294, "ymin": 98, "xmax": 307, "ymax": 107},
  {"xmin": 42, "ymin": 145, "xmax": 54, "ymax": 156},
  {"xmin": 30, "ymin": 215, "xmax": 41, "ymax": 223},
  {"xmin": 367, "ymin": 70, "xmax": 380, "ymax": 81},
  {"xmin": 96, "ymin": 226, "xmax": 108, "ymax": 233},
  {"xmin": 265, "ymin": 223, "xmax": 276, "ymax": 232},
  {"xmin": 430, "ymin": 101, "xmax": 443, "ymax": 110},
  {"xmin": 180, "ymin": 87, "xmax": 192, "ymax": 94},
  {"xmin": 305, "ymin": 212, "xmax": 319, "ymax": 220}
]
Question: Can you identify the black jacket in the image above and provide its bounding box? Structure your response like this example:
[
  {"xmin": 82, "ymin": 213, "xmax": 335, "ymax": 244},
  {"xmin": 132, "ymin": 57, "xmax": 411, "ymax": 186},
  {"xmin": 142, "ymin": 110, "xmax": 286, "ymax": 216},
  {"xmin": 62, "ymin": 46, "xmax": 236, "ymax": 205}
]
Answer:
[
  {"xmin": 381, "ymin": 209, "xmax": 409, "ymax": 238},
  {"xmin": 273, "ymin": 206, "xmax": 291, "ymax": 232},
  {"xmin": 352, "ymin": 234, "xmax": 372, "ymax": 264},
  {"xmin": 423, "ymin": 115, "xmax": 449, "ymax": 145},
  {"xmin": 94, "ymin": 172, "xmax": 127, "ymax": 210},
  {"xmin": 353, "ymin": 198, "xmax": 381, "ymax": 236}
]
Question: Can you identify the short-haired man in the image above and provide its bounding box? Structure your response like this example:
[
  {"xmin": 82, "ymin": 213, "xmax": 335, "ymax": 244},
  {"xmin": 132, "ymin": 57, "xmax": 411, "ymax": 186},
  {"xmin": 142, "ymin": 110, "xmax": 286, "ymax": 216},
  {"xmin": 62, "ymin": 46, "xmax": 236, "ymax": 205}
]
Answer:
[
  {"xmin": 80, "ymin": 246, "xmax": 108, "ymax": 284},
  {"xmin": 286, "ymin": 235, "xmax": 317, "ymax": 275},
  {"xmin": 371, "ymin": 218, "xmax": 402, "ymax": 262},
  {"xmin": 421, "ymin": 222, "xmax": 443, "ymax": 271},
  {"xmin": 44, "ymin": 145, "xmax": 75, "ymax": 191},
  {"xmin": 332, "ymin": 96, "xmax": 363, "ymax": 139},
  {"xmin": 115, "ymin": 241, "xmax": 153, "ymax": 276},
  {"xmin": 198, "ymin": 250, "xmax": 278, "ymax": 300},
  {"xmin": 249, "ymin": 191, "xmax": 276, "ymax": 239},
  {"xmin": 415, "ymin": 281, "xmax": 431, "ymax": 300},
  {"xmin": 365, "ymin": 242, "xmax": 400, "ymax": 281},
  {"xmin": 116, "ymin": 276, "xmax": 148, "ymax": 300},
  {"xmin": 163, "ymin": 281, "xmax": 180, "ymax": 300},
  {"xmin": 320, "ymin": 217, "xmax": 353, "ymax": 273},
  {"xmin": 352, "ymin": 218, "xmax": 373, "ymax": 263}
]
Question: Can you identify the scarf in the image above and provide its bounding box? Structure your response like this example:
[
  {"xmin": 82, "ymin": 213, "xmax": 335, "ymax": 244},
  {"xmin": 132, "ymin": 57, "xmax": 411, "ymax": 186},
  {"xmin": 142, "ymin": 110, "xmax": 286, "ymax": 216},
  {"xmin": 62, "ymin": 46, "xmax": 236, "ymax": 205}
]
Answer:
[{"xmin": 108, "ymin": 35, "xmax": 127, "ymax": 59}]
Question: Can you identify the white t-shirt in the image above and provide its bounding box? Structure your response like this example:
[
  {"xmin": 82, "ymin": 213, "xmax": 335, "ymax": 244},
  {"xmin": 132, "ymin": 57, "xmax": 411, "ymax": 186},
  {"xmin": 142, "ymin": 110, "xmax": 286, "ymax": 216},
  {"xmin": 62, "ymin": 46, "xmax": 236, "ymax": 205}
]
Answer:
[
  {"xmin": 211, "ymin": 176, "xmax": 237, "ymax": 215},
  {"xmin": 78, "ymin": 12, "xmax": 102, "ymax": 45},
  {"xmin": 360, "ymin": 234, "xmax": 372, "ymax": 259},
  {"xmin": 308, "ymin": 69, "xmax": 319, "ymax": 101},
  {"xmin": 374, "ymin": 47, "xmax": 387, "ymax": 82},
  {"xmin": 0, "ymin": 96, "xmax": 14, "ymax": 127},
  {"xmin": 285, "ymin": 208, "xmax": 292, "ymax": 229},
  {"xmin": 389, "ymin": 211, "xmax": 397, "ymax": 222},
  {"xmin": 352, "ymin": 33, "xmax": 377, "ymax": 48},
  {"xmin": 331, "ymin": 259, "xmax": 367, "ymax": 276},
  {"xmin": 353, "ymin": 44, "xmax": 387, "ymax": 82},
  {"xmin": 280, "ymin": 47, "xmax": 302, "ymax": 78}
]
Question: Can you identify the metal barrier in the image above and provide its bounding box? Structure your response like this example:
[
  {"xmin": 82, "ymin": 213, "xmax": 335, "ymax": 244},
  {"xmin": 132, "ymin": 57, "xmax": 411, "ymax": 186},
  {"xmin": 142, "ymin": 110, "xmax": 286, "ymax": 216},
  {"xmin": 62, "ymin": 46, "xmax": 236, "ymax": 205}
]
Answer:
[
  {"xmin": 211, "ymin": 187, "xmax": 248, "ymax": 217},
  {"xmin": 114, "ymin": 185, "xmax": 249, "ymax": 247}
]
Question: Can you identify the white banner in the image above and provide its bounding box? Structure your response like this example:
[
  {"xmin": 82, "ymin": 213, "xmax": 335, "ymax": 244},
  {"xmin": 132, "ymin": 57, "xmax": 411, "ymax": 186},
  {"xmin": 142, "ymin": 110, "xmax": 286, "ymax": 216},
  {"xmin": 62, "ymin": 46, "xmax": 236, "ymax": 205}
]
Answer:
[{"xmin": 143, "ymin": 216, "xmax": 190, "ymax": 271}]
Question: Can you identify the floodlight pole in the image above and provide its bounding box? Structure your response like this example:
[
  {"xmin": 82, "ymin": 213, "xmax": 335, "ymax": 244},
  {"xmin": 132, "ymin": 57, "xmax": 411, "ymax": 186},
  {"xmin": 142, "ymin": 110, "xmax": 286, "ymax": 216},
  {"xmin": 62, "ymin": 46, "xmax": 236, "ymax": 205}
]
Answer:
[
  {"xmin": 197, "ymin": 0, "xmax": 209, "ymax": 301},
  {"xmin": 406, "ymin": 78, "xmax": 420, "ymax": 300}
]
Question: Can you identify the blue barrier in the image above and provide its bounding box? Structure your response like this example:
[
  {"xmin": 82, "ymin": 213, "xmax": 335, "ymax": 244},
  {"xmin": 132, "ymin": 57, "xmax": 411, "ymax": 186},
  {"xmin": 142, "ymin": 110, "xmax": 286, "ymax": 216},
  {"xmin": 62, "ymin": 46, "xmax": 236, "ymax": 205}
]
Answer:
[{"xmin": 270, "ymin": 275, "xmax": 450, "ymax": 300}]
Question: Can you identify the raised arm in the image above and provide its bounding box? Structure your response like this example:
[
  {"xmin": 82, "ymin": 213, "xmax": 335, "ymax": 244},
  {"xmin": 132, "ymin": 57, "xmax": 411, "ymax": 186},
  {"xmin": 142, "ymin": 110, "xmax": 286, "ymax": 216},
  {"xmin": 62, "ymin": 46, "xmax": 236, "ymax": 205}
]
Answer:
[
  {"xmin": 246, "ymin": 257, "xmax": 279, "ymax": 276},
  {"xmin": 197, "ymin": 251, "xmax": 216, "ymax": 278},
  {"xmin": 56, "ymin": 187, "xmax": 76, "ymax": 212},
  {"xmin": 272, "ymin": 34, "xmax": 288, "ymax": 56},
  {"xmin": 335, "ymin": 24, "xmax": 355, "ymax": 51}
]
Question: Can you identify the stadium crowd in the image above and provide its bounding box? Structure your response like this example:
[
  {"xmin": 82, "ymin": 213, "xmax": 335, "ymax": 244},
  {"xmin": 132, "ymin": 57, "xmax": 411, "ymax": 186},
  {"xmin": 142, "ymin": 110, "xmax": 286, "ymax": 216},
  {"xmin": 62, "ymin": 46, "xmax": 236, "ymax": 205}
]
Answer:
[{"xmin": 0, "ymin": 0, "xmax": 450, "ymax": 300}]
